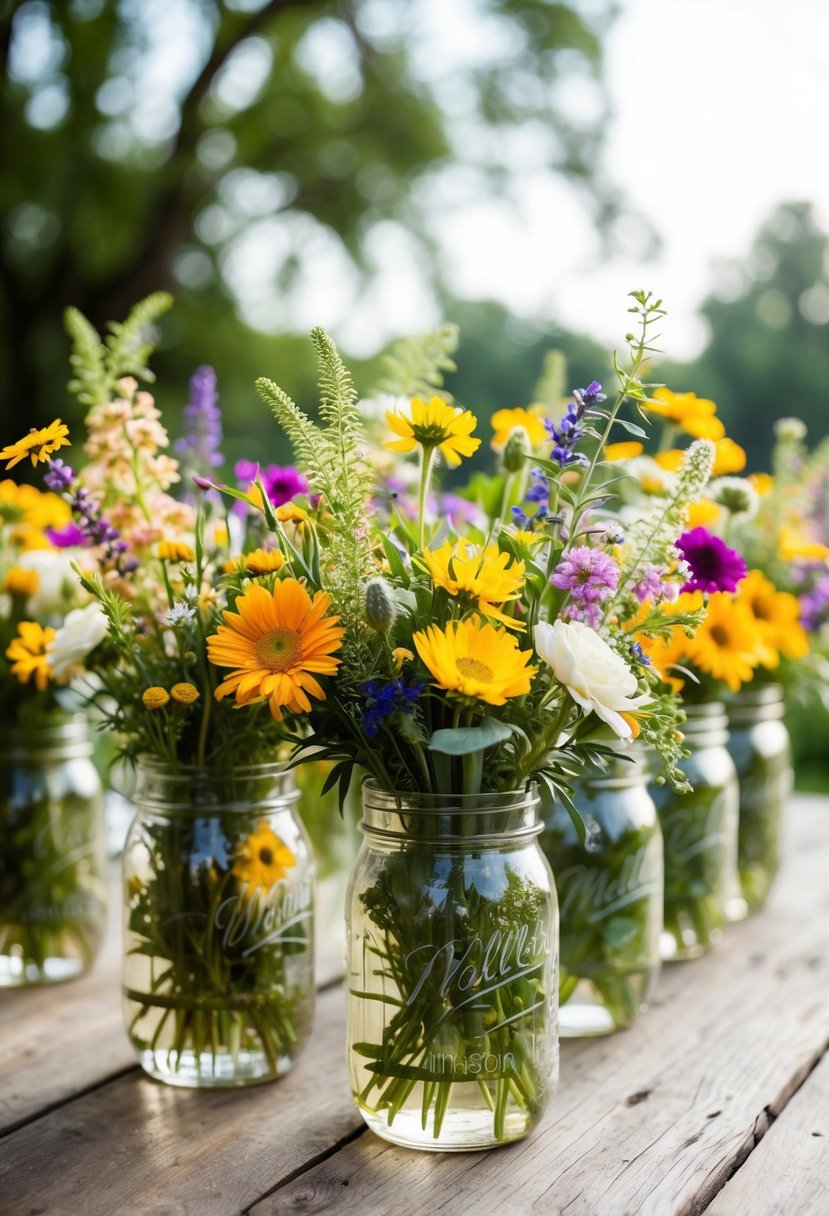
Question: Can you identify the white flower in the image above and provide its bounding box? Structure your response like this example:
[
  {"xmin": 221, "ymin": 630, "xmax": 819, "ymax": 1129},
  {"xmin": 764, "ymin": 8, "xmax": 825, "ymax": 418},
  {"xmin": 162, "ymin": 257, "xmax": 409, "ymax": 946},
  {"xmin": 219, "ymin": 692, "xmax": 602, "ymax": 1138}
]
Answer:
[
  {"xmin": 47, "ymin": 602, "xmax": 109, "ymax": 681},
  {"xmin": 17, "ymin": 549, "xmax": 79, "ymax": 616},
  {"xmin": 534, "ymin": 619, "xmax": 650, "ymax": 740}
]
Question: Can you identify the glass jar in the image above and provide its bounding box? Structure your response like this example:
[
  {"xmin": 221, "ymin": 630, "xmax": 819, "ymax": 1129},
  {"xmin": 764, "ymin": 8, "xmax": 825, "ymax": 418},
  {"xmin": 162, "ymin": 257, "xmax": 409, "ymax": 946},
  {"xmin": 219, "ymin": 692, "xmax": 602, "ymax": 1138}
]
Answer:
[
  {"xmin": 650, "ymin": 703, "xmax": 739, "ymax": 961},
  {"xmin": 347, "ymin": 783, "xmax": 558, "ymax": 1152},
  {"xmin": 726, "ymin": 683, "xmax": 792, "ymax": 913},
  {"xmin": 540, "ymin": 747, "xmax": 662, "ymax": 1036},
  {"xmin": 0, "ymin": 715, "xmax": 106, "ymax": 987},
  {"xmin": 123, "ymin": 760, "xmax": 314, "ymax": 1088}
]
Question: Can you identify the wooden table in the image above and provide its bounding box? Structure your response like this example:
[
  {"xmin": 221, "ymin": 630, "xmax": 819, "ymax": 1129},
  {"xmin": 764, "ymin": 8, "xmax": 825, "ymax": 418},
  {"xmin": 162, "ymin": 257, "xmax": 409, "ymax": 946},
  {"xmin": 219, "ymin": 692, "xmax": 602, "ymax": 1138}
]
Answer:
[{"xmin": 1, "ymin": 796, "xmax": 827, "ymax": 1216}]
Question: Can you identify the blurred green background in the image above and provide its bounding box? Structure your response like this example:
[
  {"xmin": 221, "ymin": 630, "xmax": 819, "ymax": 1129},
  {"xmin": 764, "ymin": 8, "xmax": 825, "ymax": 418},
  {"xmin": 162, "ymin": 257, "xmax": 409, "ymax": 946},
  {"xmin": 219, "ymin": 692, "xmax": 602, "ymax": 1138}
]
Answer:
[{"xmin": 1, "ymin": 0, "xmax": 828, "ymax": 782}]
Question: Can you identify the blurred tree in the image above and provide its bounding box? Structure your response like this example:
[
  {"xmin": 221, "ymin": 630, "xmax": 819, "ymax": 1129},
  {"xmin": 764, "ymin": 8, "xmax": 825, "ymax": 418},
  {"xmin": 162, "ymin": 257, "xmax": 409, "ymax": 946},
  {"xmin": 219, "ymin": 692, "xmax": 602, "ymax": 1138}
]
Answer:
[
  {"xmin": 0, "ymin": 0, "xmax": 622, "ymax": 436},
  {"xmin": 658, "ymin": 201, "xmax": 829, "ymax": 470}
]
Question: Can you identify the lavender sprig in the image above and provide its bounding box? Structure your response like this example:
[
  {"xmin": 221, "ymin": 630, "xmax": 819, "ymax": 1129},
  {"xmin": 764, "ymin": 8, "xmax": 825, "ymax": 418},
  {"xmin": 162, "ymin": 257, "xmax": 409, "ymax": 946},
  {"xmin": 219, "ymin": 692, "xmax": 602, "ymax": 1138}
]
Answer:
[{"xmin": 175, "ymin": 365, "xmax": 223, "ymax": 480}]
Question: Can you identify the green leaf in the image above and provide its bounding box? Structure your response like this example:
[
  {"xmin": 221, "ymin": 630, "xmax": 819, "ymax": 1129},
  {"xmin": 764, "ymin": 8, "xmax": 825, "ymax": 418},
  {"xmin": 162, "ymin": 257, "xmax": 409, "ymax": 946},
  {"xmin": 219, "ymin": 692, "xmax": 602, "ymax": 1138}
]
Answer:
[
  {"xmin": 428, "ymin": 717, "xmax": 513, "ymax": 756},
  {"xmin": 613, "ymin": 417, "xmax": 649, "ymax": 438}
]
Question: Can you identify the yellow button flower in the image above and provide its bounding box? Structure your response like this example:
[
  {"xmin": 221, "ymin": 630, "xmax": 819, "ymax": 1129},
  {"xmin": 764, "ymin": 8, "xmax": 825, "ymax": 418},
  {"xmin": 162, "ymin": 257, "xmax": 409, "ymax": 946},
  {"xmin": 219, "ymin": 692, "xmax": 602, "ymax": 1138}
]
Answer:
[
  {"xmin": 142, "ymin": 686, "xmax": 170, "ymax": 709},
  {"xmin": 385, "ymin": 396, "xmax": 481, "ymax": 468},
  {"xmin": 171, "ymin": 682, "xmax": 200, "ymax": 704}
]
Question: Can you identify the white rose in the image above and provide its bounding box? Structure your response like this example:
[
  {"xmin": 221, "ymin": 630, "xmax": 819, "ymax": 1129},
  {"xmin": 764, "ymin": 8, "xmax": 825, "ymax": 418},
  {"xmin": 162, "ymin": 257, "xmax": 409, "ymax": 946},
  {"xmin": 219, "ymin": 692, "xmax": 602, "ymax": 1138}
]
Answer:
[
  {"xmin": 47, "ymin": 602, "xmax": 109, "ymax": 681},
  {"xmin": 534, "ymin": 619, "xmax": 650, "ymax": 740},
  {"xmin": 18, "ymin": 549, "xmax": 80, "ymax": 616}
]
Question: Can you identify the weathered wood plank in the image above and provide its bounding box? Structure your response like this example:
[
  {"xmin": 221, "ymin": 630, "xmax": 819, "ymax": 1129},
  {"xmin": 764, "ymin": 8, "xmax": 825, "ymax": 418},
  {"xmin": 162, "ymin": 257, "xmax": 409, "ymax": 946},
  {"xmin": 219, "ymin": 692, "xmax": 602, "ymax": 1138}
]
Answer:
[
  {"xmin": 706, "ymin": 1051, "xmax": 829, "ymax": 1216},
  {"xmin": 250, "ymin": 798, "xmax": 829, "ymax": 1216},
  {"xmin": 0, "ymin": 985, "xmax": 361, "ymax": 1216},
  {"xmin": 0, "ymin": 867, "xmax": 346, "ymax": 1134}
]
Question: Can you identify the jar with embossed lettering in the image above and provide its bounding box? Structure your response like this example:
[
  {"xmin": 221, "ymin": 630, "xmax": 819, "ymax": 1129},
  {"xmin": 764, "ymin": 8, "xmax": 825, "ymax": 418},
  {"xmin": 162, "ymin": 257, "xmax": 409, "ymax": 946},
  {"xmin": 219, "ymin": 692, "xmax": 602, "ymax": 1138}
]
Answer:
[
  {"xmin": 347, "ymin": 782, "xmax": 558, "ymax": 1151},
  {"xmin": 122, "ymin": 759, "xmax": 314, "ymax": 1087},
  {"xmin": 0, "ymin": 714, "xmax": 106, "ymax": 987},
  {"xmin": 726, "ymin": 683, "xmax": 792, "ymax": 914},
  {"xmin": 650, "ymin": 703, "xmax": 740, "ymax": 961},
  {"xmin": 540, "ymin": 743, "xmax": 662, "ymax": 1036}
]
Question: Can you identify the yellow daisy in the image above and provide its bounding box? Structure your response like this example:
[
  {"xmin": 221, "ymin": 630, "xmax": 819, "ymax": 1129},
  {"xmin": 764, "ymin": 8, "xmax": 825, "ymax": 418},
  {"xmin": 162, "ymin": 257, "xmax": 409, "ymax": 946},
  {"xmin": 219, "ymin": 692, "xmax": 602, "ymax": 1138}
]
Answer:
[
  {"xmin": 385, "ymin": 396, "xmax": 481, "ymax": 468},
  {"xmin": 207, "ymin": 578, "xmax": 344, "ymax": 721},
  {"xmin": 158, "ymin": 541, "xmax": 196, "ymax": 562},
  {"xmin": 0, "ymin": 420, "xmax": 70, "ymax": 470},
  {"xmin": 3, "ymin": 567, "xmax": 39, "ymax": 599},
  {"xmin": 603, "ymin": 441, "xmax": 644, "ymax": 461},
  {"xmin": 243, "ymin": 548, "xmax": 285, "ymax": 575},
  {"xmin": 631, "ymin": 594, "xmax": 700, "ymax": 694},
  {"xmin": 712, "ymin": 437, "xmax": 747, "ymax": 476},
  {"xmin": 686, "ymin": 498, "xmax": 721, "ymax": 528},
  {"xmin": 5, "ymin": 622, "xmax": 55, "ymax": 690},
  {"xmin": 749, "ymin": 472, "xmax": 773, "ymax": 497},
  {"xmin": 777, "ymin": 524, "xmax": 829, "ymax": 562},
  {"xmin": 233, "ymin": 820, "xmax": 296, "ymax": 897},
  {"xmin": 687, "ymin": 592, "xmax": 762, "ymax": 693},
  {"xmin": 413, "ymin": 617, "xmax": 536, "ymax": 705},
  {"xmin": 643, "ymin": 389, "xmax": 725, "ymax": 441},
  {"xmin": 735, "ymin": 570, "xmax": 809, "ymax": 666},
  {"xmin": 420, "ymin": 540, "xmax": 526, "ymax": 629},
  {"xmin": 654, "ymin": 449, "xmax": 684, "ymax": 473},
  {"xmin": 490, "ymin": 407, "xmax": 547, "ymax": 450}
]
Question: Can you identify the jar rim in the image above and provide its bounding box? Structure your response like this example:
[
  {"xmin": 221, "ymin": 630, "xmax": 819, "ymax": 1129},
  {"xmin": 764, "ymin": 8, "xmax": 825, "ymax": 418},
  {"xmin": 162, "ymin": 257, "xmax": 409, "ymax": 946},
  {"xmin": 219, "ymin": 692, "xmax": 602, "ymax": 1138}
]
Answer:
[
  {"xmin": 136, "ymin": 755, "xmax": 289, "ymax": 779},
  {"xmin": 361, "ymin": 778, "xmax": 539, "ymax": 811}
]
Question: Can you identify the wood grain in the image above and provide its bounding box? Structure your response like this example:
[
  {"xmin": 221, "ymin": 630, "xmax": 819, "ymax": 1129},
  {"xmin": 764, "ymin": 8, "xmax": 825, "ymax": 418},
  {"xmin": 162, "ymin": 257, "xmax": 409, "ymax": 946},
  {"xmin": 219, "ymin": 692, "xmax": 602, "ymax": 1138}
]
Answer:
[
  {"xmin": 706, "ymin": 1051, "xmax": 829, "ymax": 1216},
  {"xmin": 250, "ymin": 798, "xmax": 829, "ymax": 1216},
  {"xmin": 0, "ymin": 985, "xmax": 362, "ymax": 1216},
  {"xmin": 0, "ymin": 867, "xmax": 346, "ymax": 1136}
]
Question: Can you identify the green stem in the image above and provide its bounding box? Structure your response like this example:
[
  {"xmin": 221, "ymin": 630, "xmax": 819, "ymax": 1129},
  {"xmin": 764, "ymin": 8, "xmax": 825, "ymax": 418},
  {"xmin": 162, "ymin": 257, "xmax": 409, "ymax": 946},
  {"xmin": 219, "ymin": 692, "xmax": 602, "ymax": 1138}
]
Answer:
[{"xmin": 418, "ymin": 445, "xmax": 436, "ymax": 550}]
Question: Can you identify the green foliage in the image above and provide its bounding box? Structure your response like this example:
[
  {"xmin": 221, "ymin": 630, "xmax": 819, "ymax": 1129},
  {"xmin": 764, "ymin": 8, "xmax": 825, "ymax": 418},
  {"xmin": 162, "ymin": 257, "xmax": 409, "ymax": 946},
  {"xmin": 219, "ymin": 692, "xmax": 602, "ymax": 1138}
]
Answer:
[
  {"xmin": 65, "ymin": 292, "xmax": 172, "ymax": 409},
  {"xmin": 377, "ymin": 325, "xmax": 459, "ymax": 399}
]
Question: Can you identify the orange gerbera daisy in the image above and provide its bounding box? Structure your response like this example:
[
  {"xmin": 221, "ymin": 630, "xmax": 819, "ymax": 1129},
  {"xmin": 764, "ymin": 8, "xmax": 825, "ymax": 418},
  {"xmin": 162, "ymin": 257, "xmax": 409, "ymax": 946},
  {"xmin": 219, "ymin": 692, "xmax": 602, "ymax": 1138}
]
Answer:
[{"xmin": 207, "ymin": 579, "xmax": 344, "ymax": 720}]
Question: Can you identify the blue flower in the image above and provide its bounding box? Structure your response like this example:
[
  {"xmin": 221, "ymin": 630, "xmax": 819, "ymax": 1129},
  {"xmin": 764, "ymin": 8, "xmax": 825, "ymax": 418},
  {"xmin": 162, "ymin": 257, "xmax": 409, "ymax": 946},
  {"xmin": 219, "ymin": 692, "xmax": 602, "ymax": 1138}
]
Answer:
[
  {"xmin": 630, "ymin": 641, "xmax": 651, "ymax": 667},
  {"xmin": 360, "ymin": 678, "xmax": 423, "ymax": 736}
]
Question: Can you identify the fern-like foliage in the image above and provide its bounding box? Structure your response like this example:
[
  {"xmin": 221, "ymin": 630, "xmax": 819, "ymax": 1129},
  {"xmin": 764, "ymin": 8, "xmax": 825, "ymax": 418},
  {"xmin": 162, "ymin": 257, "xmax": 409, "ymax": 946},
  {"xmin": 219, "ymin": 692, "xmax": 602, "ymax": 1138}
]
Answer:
[
  {"xmin": 256, "ymin": 328, "xmax": 375, "ymax": 625},
  {"xmin": 533, "ymin": 349, "xmax": 568, "ymax": 411},
  {"xmin": 65, "ymin": 292, "xmax": 173, "ymax": 408},
  {"xmin": 377, "ymin": 324, "xmax": 458, "ymax": 399}
]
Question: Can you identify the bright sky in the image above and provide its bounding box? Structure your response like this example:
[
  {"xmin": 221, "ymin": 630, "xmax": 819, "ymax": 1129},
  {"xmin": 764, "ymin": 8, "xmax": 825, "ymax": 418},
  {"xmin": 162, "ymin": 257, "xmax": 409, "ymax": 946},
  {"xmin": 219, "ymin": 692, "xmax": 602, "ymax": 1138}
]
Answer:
[{"xmin": 324, "ymin": 0, "xmax": 829, "ymax": 359}]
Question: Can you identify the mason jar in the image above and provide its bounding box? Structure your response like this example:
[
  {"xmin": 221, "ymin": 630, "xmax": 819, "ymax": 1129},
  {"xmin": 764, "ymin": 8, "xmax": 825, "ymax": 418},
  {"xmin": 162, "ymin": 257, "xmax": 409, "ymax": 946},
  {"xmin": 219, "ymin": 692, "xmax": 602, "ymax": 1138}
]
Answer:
[
  {"xmin": 541, "ymin": 746, "xmax": 662, "ymax": 1036},
  {"xmin": 726, "ymin": 683, "xmax": 792, "ymax": 913},
  {"xmin": 0, "ymin": 714, "xmax": 106, "ymax": 987},
  {"xmin": 347, "ymin": 782, "xmax": 558, "ymax": 1152},
  {"xmin": 650, "ymin": 702, "xmax": 739, "ymax": 961},
  {"xmin": 123, "ymin": 760, "xmax": 314, "ymax": 1088}
]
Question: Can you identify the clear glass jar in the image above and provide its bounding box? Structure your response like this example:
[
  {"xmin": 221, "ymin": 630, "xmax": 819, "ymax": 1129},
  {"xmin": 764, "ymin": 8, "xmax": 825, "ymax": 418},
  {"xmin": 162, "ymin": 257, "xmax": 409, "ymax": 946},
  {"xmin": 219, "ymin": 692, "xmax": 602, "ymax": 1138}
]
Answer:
[
  {"xmin": 123, "ymin": 760, "xmax": 314, "ymax": 1088},
  {"xmin": 347, "ymin": 783, "xmax": 558, "ymax": 1152},
  {"xmin": 0, "ymin": 715, "xmax": 106, "ymax": 987},
  {"xmin": 540, "ymin": 746, "xmax": 662, "ymax": 1036},
  {"xmin": 650, "ymin": 702, "xmax": 739, "ymax": 961},
  {"xmin": 726, "ymin": 683, "xmax": 792, "ymax": 913}
]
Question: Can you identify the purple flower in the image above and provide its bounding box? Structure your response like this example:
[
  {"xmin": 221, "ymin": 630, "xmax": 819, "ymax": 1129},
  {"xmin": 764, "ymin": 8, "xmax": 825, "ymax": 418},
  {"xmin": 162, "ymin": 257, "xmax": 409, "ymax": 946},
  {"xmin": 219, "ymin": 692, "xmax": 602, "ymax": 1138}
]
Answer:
[
  {"xmin": 552, "ymin": 545, "xmax": 620, "ymax": 628},
  {"xmin": 797, "ymin": 572, "xmax": 829, "ymax": 632},
  {"xmin": 175, "ymin": 366, "xmax": 223, "ymax": 476},
  {"xmin": 675, "ymin": 527, "xmax": 747, "ymax": 594},
  {"xmin": 573, "ymin": 381, "xmax": 606, "ymax": 407},
  {"xmin": 46, "ymin": 521, "xmax": 87, "ymax": 548},
  {"xmin": 43, "ymin": 458, "xmax": 75, "ymax": 493},
  {"xmin": 631, "ymin": 564, "xmax": 678, "ymax": 604},
  {"xmin": 234, "ymin": 461, "xmax": 309, "ymax": 509},
  {"xmin": 545, "ymin": 398, "xmax": 589, "ymax": 468}
]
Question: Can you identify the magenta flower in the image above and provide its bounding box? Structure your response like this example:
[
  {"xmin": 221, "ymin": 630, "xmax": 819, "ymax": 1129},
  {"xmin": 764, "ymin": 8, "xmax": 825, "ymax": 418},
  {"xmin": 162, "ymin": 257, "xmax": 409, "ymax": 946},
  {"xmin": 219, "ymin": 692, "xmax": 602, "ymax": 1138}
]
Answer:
[
  {"xmin": 45, "ymin": 522, "xmax": 87, "ymax": 548},
  {"xmin": 675, "ymin": 527, "xmax": 746, "ymax": 593},
  {"xmin": 552, "ymin": 545, "xmax": 620, "ymax": 628},
  {"xmin": 234, "ymin": 461, "xmax": 308, "ymax": 508}
]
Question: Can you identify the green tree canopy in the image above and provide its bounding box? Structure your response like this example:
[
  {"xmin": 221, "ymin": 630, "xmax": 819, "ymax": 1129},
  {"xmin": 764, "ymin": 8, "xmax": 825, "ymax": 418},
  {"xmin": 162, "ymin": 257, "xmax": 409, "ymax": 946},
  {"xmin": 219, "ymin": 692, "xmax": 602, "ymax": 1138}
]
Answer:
[{"xmin": 0, "ymin": 0, "xmax": 621, "ymax": 435}]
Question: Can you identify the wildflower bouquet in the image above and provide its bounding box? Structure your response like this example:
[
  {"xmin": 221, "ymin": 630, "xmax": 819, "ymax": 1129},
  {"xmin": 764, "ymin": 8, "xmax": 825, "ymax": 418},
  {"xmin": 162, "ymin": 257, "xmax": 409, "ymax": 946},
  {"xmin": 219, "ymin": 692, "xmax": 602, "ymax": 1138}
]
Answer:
[
  {"xmin": 14, "ymin": 296, "xmax": 316, "ymax": 1080},
  {"xmin": 0, "ymin": 428, "xmax": 111, "ymax": 984},
  {"xmin": 196, "ymin": 292, "xmax": 710, "ymax": 1142}
]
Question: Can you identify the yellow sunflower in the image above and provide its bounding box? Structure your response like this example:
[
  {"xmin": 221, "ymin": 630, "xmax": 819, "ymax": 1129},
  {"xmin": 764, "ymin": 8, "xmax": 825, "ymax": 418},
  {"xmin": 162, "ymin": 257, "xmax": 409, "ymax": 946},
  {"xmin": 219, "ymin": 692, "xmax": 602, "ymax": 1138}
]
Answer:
[
  {"xmin": 644, "ymin": 389, "xmax": 725, "ymax": 441},
  {"xmin": 735, "ymin": 570, "xmax": 808, "ymax": 666},
  {"xmin": 490, "ymin": 406, "xmax": 547, "ymax": 450},
  {"xmin": 233, "ymin": 820, "xmax": 296, "ymax": 897},
  {"xmin": 0, "ymin": 420, "xmax": 70, "ymax": 470},
  {"xmin": 687, "ymin": 592, "xmax": 762, "ymax": 693},
  {"xmin": 207, "ymin": 578, "xmax": 344, "ymax": 720},
  {"xmin": 5, "ymin": 621, "xmax": 55, "ymax": 690},
  {"xmin": 420, "ymin": 540, "xmax": 526, "ymax": 629},
  {"xmin": 385, "ymin": 396, "xmax": 481, "ymax": 468},
  {"xmin": 413, "ymin": 616, "xmax": 536, "ymax": 705}
]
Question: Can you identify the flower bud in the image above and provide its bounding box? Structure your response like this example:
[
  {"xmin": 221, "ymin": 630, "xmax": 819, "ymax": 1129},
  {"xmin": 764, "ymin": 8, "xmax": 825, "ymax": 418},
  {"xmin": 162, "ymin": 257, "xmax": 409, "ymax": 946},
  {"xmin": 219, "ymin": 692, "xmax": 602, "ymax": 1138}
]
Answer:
[
  {"xmin": 709, "ymin": 476, "xmax": 758, "ymax": 520},
  {"xmin": 364, "ymin": 577, "xmax": 396, "ymax": 633},
  {"xmin": 774, "ymin": 417, "xmax": 807, "ymax": 442},
  {"xmin": 501, "ymin": 427, "xmax": 529, "ymax": 473}
]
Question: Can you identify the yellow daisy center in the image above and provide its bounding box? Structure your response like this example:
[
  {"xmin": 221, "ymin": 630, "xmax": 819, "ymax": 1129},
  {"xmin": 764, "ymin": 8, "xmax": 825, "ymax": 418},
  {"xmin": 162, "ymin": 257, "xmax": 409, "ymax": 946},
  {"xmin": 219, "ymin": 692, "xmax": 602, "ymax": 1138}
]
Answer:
[
  {"xmin": 259, "ymin": 846, "xmax": 274, "ymax": 865},
  {"xmin": 254, "ymin": 627, "xmax": 303, "ymax": 670},
  {"xmin": 709, "ymin": 625, "xmax": 730, "ymax": 647},
  {"xmin": 456, "ymin": 656, "xmax": 494, "ymax": 682}
]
